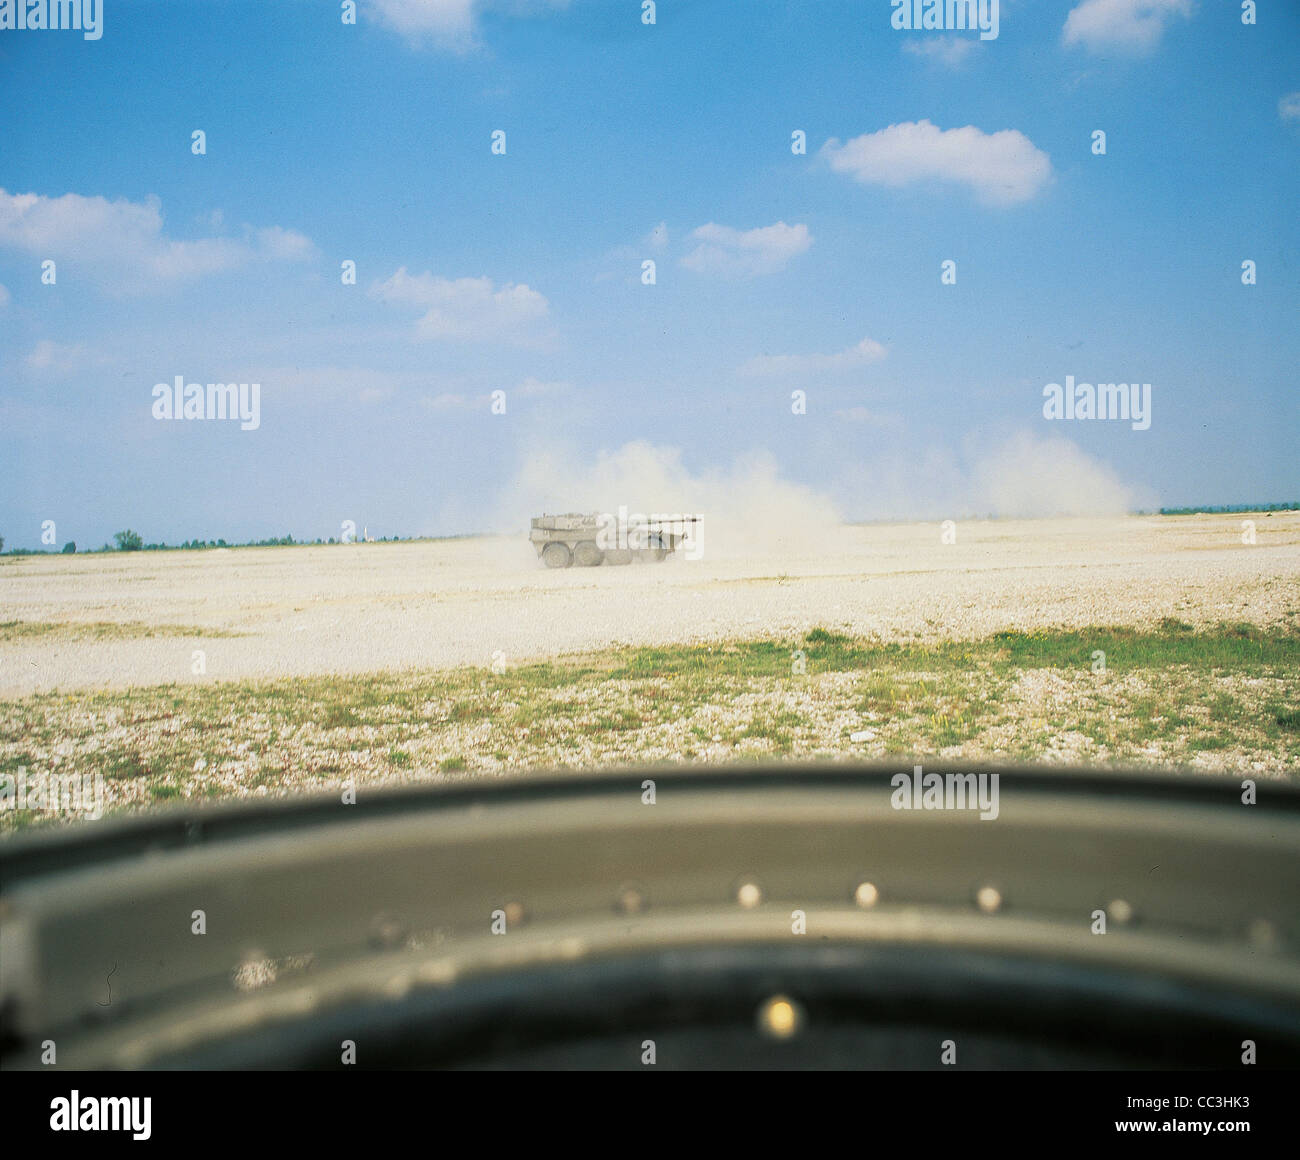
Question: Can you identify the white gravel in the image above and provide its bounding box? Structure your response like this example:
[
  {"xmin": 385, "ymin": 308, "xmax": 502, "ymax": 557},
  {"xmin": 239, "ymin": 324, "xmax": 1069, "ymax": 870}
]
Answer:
[{"xmin": 1, "ymin": 512, "xmax": 1297, "ymax": 697}]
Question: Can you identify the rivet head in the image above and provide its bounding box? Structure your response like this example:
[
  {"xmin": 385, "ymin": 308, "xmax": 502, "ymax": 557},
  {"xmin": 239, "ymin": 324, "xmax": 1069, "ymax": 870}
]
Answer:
[
  {"xmin": 617, "ymin": 886, "xmax": 646, "ymax": 915},
  {"xmin": 1247, "ymin": 919, "xmax": 1277, "ymax": 950},
  {"xmin": 976, "ymin": 886, "xmax": 1002, "ymax": 914},
  {"xmin": 757, "ymin": 995, "xmax": 803, "ymax": 1040},
  {"xmin": 1108, "ymin": 899, "xmax": 1134, "ymax": 925},
  {"xmin": 737, "ymin": 881, "xmax": 763, "ymax": 909},
  {"xmin": 369, "ymin": 914, "xmax": 406, "ymax": 948},
  {"xmin": 854, "ymin": 882, "xmax": 879, "ymax": 908}
]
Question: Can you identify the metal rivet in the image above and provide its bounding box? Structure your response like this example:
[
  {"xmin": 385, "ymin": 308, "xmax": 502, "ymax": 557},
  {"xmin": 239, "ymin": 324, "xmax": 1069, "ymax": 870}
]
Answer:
[
  {"xmin": 369, "ymin": 915, "xmax": 405, "ymax": 948},
  {"xmin": 737, "ymin": 881, "xmax": 763, "ymax": 909},
  {"xmin": 1247, "ymin": 919, "xmax": 1277, "ymax": 950},
  {"xmin": 617, "ymin": 886, "xmax": 645, "ymax": 915},
  {"xmin": 757, "ymin": 995, "xmax": 803, "ymax": 1040},
  {"xmin": 976, "ymin": 886, "xmax": 1002, "ymax": 914},
  {"xmin": 854, "ymin": 882, "xmax": 879, "ymax": 908}
]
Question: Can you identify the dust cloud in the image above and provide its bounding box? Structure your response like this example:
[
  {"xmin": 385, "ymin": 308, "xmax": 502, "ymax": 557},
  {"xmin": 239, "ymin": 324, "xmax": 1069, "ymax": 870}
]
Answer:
[
  {"xmin": 492, "ymin": 440, "xmax": 842, "ymax": 560},
  {"xmin": 969, "ymin": 432, "xmax": 1154, "ymax": 519},
  {"xmin": 484, "ymin": 431, "xmax": 1149, "ymax": 569},
  {"xmin": 834, "ymin": 431, "xmax": 1152, "ymax": 522}
]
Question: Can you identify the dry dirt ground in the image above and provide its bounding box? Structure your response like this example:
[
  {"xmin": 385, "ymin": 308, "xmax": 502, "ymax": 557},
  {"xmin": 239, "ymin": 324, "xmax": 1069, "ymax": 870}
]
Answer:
[
  {"xmin": 2, "ymin": 513, "xmax": 1297, "ymax": 698},
  {"xmin": 2, "ymin": 513, "xmax": 1298, "ymax": 827}
]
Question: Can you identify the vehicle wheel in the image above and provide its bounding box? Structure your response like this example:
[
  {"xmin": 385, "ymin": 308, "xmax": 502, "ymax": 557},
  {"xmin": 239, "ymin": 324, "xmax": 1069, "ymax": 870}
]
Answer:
[
  {"xmin": 541, "ymin": 542, "xmax": 572, "ymax": 569},
  {"xmin": 643, "ymin": 535, "xmax": 667, "ymax": 563},
  {"xmin": 604, "ymin": 549, "xmax": 633, "ymax": 566},
  {"xmin": 573, "ymin": 541, "xmax": 604, "ymax": 568}
]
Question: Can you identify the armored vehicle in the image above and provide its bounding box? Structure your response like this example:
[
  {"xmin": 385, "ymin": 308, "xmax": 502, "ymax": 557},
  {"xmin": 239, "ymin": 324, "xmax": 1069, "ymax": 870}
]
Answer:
[{"xmin": 529, "ymin": 512, "xmax": 700, "ymax": 568}]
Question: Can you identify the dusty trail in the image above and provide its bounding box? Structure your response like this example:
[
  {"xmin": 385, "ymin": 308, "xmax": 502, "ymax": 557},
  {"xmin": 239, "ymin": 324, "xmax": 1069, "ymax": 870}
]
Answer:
[{"xmin": 1, "ymin": 513, "xmax": 1296, "ymax": 697}]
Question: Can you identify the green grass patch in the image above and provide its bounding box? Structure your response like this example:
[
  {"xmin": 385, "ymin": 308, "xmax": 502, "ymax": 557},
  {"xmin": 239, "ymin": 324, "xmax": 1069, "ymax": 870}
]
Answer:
[
  {"xmin": 3, "ymin": 621, "xmax": 1296, "ymax": 829},
  {"xmin": 0, "ymin": 620, "xmax": 242, "ymax": 642}
]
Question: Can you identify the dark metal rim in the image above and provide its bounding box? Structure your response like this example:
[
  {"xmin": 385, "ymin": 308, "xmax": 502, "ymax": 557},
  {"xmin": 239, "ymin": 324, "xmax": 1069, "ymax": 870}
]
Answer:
[
  {"xmin": 1, "ymin": 762, "xmax": 1287, "ymax": 887},
  {"xmin": 112, "ymin": 943, "xmax": 1300, "ymax": 1070}
]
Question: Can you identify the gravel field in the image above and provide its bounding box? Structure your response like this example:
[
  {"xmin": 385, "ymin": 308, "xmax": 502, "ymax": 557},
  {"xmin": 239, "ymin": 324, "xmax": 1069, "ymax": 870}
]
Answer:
[{"xmin": 1, "ymin": 512, "xmax": 1297, "ymax": 697}]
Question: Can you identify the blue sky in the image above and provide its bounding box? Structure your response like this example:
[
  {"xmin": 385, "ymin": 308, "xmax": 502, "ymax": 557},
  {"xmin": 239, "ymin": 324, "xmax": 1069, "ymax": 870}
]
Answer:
[{"xmin": 1, "ymin": 0, "xmax": 1297, "ymax": 547}]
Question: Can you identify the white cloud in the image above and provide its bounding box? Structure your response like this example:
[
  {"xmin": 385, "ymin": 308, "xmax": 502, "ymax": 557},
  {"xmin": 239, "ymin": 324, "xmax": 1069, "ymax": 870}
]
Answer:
[
  {"xmin": 422, "ymin": 376, "xmax": 567, "ymax": 412},
  {"xmin": 741, "ymin": 337, "xmax": 887, "ymax": 378},
  {"xmin": 254, "ymin": 226, "xmax": 316, "ymax": 262},
  {"xmin": 243, "ymin": 365, "xmax": 562, "ymax": 408},
  {"xmin": 1063, "ymin": 0, "xmax": 1193, "ymax": 55},
  {"xmin": 25, "ymin": 339, "xmax": 109, "ymax": 376},
  {"xmin": 372, "ymin": 0, "xmax": 475, "ymax": 44},
  {"xmin": 834, "ymin": 406, "xmax": 901, "ymax": 428},
  {"xmin": 0, "ymin": 189, "xmax": 314, "ymax": 291},
  {"xmin": 595, "ymin": 224, "xmax": 672, "ymax": 282},
  {"xmin": 1280, "ymin": 93, "xmax": 1300, "ymax": 122},
  {"xmin": 370, "ymin": 0, "xmax": 568, "ymax": 52},
  {"xmin": 244, "ymin": 365, "xmax": 448, "ymax": 405},
  {"xmin": 903, "ymin": 38, "xmax": 977, "ymax": 67},
  {"xmin": 371, "ymin": 267, "xmax": 550, "ymax": 343},
  {"xmin": 423, "ymin": 392, "xmax": 475, "ymax": 412},
  {"xmin": 821, "ymin": 121, "xmax": 1052, "ymax": 206},
  {"xmin": 516, "ymin": 376, "xmax": 568, "ymax": 398},
  {"xmin": 681, "ymin": 221, "xmax": 812, "ymax": 278},
  {"xmin": 27, "ymin": 339, "xmax": 76, "ymax": 371}
]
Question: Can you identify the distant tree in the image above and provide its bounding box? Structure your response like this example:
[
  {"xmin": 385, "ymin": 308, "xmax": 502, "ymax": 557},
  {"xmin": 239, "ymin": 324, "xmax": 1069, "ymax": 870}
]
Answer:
[
  {"xmin": 62, "ymin": 541, "xmax": 76, "ymax": 554},
  {"xmin": 0, "ymin": 534, "xmax": 5, "ymax": 552},
  {"xmin": 114, "ymin": 529, "xmax": 144, "ymax": 552}
]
